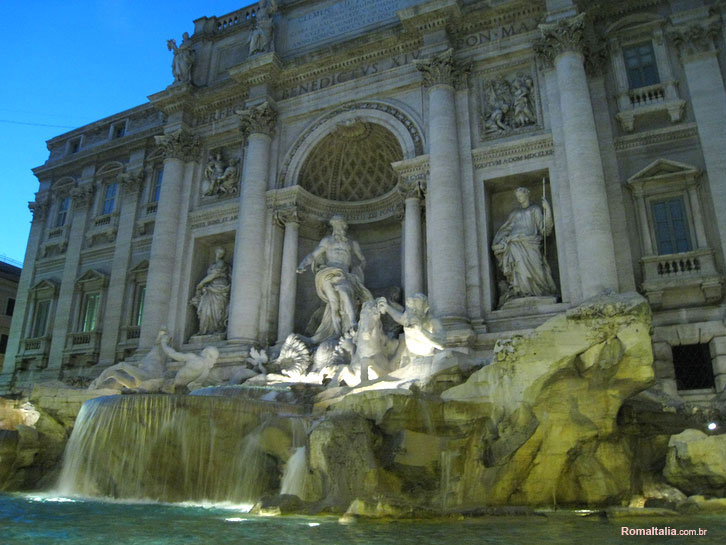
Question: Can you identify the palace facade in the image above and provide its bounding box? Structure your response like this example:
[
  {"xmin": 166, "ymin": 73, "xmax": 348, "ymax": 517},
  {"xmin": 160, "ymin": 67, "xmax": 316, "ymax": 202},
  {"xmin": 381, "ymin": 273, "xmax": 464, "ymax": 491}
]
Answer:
[{"xmin": 2, "ymin": 0, "xmax": 726, "ymax": 401}]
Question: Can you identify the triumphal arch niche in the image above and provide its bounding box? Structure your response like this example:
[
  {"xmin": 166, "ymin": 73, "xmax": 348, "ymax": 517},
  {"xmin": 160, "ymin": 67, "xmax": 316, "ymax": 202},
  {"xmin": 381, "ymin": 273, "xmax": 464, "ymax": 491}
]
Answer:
[{"xmin": 271, "ymin": 102, "xmax": 425, "ymax": 339}]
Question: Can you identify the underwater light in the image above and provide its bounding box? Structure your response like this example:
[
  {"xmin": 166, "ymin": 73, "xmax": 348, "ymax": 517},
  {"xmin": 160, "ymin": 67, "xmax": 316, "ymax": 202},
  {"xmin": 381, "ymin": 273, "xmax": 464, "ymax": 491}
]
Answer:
[
  {"xmin": 707, "ymin": 422, "xmax": 718, "ymax": 431},
  {"xmin": 224, "ymin": 517, "xmax": 248, "ymax": 522}
]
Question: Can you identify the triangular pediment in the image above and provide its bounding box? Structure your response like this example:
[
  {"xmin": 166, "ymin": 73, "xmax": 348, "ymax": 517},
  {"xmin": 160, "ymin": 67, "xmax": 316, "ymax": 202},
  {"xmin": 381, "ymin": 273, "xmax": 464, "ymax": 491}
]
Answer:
[
  {"xmin": 29, "ymin": 279, "xmax": 58, "ymax": 295},
  {"xmin": 129, "ymin": 260, "xmax": 149, "ymax": 274},
  {"xmin": 628, "ymin": 159, "xmax": 700, "ymax": 184},
  {"xmin": 76, "ymin": 269, "xmax": 108, "ymax": 288}
]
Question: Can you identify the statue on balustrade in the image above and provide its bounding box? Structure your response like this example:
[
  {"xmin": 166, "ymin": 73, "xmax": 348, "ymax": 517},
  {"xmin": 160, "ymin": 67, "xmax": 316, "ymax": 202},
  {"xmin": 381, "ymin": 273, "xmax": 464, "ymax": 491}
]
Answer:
[
  {"xmin": 297, "ymin": 215, "xmax": 373, "ymax": 343},
  {"xmin": 248, "ymin": 0, "xmax": 278, "ymax": 56},
  {"xmin": 167, "ymin": 32, "xmax": 193, "ymax": 84},
  {"xmin": 190, "ymin": 247, "xmax": 231, "ymax": 335},
  {"xmin": 492, "ymin": 187, "xmax": 557, "ymax": 307}
]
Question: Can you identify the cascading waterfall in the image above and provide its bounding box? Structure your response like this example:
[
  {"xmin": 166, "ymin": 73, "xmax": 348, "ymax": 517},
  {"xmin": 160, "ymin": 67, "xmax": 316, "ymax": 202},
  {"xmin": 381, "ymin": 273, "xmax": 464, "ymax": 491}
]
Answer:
[
  {"xmin": 280, "ymin": 446, "xmax": 307, "ymax": 497},
  {"xmin": 55, "ymin": 394, "xmax": 308, "ymax": 504}
]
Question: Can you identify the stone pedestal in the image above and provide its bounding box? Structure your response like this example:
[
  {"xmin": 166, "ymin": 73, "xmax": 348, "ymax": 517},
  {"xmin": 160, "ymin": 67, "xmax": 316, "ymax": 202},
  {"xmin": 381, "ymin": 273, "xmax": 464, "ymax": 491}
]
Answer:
[{"xmin": 227, "ymin": 101, "xmax": 277, "ymax": 344}]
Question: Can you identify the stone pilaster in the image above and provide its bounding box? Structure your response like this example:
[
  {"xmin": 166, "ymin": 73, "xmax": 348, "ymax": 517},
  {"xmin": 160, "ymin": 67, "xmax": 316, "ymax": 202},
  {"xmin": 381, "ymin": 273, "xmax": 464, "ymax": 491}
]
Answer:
[
  {"xmin": 415, "ymin": 49, "xmax": 469, "ymax": 323},
  {"xmin": 98, "ymin": 166, "xmax": 144, "ymax": 365},
  {"xmin": 46, "ymin": 183, "xmax": 95, "ymax": 374},
  {"xmin": 398, "ymin": 178, "xmax": 426, "ymax": 297},
  {"xmin": 669, "ymin": 14, "xmax": 726, "ymax": 269},
  {"xmin": 275, "ymin": 207, "xmax": 300, "ymax": 343},
  {"xmin": 537, "ymin": 14, "xmax": 619, "ymax": 298},
  {"xmin": 228, "ymin": 101, "xmax": 277, "ymax": 343},
  {"xmin": 0, "ymin": 195, "xmax": 49, "ymax": 390},
  {"xmin": 139, "ymin": 130, "xmax": 200, "ymax": 348}
]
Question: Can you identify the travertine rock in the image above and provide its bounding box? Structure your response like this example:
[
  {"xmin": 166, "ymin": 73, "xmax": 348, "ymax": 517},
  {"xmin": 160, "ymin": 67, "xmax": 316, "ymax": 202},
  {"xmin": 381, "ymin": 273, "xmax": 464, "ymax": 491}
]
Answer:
[{"xmin": 664, "ymin": 429, "xmax": 726, "ymax": 496}]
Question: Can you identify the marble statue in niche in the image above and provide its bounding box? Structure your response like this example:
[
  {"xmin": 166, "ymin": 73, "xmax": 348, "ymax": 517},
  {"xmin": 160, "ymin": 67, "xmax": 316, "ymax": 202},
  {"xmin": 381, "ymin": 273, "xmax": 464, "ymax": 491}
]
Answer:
[
  {"xmin": 481, "ymin": 74, "xmax": 536, "ymax": 137},
  {"xmin": 190, "ymin": 247, "xmax": 231, "ymax": 336},
  {"xmin": 167, "ymin": 32, "xmax": 193, "ymax": 84},
  {"xmin": 202, "ymin": 152, "xmax": 240, "ymax": 196},
  {"xmin": 248, "ymin": 0, "xmax": 278, "ymax": 56},
  {"xmin": 492, "ymin": 187, "xmax": 557, "ymax": 308},
  {"xmin": 297, "ymin": 215, "xmax": 373, "ymax": 343}
]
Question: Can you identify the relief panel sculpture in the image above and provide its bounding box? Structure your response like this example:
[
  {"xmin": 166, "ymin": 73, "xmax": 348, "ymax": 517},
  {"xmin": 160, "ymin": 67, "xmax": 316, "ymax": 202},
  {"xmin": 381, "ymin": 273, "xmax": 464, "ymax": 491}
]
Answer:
[
  {"xmin": 202, "ymin": 150, "xmax": 240, "ymax": 197},
  {"xmin": 479, "ymin": 72, "xmax": 538, "ymax": 140}
]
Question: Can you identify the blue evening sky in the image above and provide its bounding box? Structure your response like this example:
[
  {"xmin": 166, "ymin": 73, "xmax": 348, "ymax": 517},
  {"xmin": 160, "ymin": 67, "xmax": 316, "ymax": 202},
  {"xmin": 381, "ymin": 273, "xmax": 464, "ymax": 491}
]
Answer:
[{"xmin": 0, "ymin": 0, "xmax": 249, "ymax": 266}]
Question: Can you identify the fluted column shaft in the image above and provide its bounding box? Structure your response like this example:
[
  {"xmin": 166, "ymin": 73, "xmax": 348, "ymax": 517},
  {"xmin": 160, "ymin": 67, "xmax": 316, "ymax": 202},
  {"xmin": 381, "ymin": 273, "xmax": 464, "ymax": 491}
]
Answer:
[
  {"xmin": 228, "ymin": 101, "xmax": 277, "ymax": 343},
  {"xmin": 416, "ymin": 50, "xmax": 468, "ymax": 320},
  {"xmin": 276, "ymin": 211, "xmax": 299, "ymax": 342}
]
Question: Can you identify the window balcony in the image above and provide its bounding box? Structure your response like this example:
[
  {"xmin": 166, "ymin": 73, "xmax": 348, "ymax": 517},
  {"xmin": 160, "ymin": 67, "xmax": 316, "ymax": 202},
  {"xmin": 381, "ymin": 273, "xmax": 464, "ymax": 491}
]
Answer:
[
  {"xmin": 616, "ymin": 81, "xmax": 685, "ymax": 132},
  {"xmin": 641, "ymin": 248, "xmax": 723, "ymax": 308},
  {"xmin": 20, "ymin": 336, "xmax": 50, "ymax": 355}
]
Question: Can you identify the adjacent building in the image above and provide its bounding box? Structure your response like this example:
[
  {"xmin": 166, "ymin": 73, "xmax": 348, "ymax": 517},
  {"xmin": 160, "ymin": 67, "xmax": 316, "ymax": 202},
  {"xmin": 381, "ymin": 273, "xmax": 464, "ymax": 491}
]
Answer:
[
  {"xmin": 0, "ymin": 259, "xmax": 21, "ymax": 373},
  {"xmin": 2, "ymin": 0, "xmax": 725, "ymax": 402}
]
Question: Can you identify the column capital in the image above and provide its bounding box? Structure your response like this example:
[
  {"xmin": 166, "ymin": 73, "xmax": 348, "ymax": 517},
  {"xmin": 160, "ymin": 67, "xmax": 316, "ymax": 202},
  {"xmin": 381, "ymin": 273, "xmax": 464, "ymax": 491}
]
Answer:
[
  {"xmin": 154, "ymin": 130, "xmax": 201, "ymax": 162},
  {"xmin": 414, "ymin": 48, "xmax": 470, "ymax": 89},
  {"xmin": 398, "ymin": 176, "xmax": 427, "ymax": 200},
  {"xmin": 274, "ymin": 206, "xmax": 300, "ymax": 228},
  {"xmin": 668, "ymin": 18, "xmax": 721, "ymax": 59},
  {"xmin": 535, "ymin": 13, "xmax": 586, "ymax": 65},
  {"xmin": 70, "ymin": 185, "xmax": 95, "ymax": 210},
  {"xmin": 236, "ymin": 100, "xmax": 277, "ymax": 138},
  {"xmin": 117, "ymin": 169, "xmax": 144, "ymax": 193},
  {"xmin": 28, "ymin": 199, "xmax": 48, "ymax": 223}
]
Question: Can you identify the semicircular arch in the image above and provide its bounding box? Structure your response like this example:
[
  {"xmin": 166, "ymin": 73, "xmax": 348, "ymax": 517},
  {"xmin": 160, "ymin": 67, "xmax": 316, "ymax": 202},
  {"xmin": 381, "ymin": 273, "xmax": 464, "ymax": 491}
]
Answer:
[{"xmin": 278, "ymin": 101, "xmax": 424, "ymax": 190}]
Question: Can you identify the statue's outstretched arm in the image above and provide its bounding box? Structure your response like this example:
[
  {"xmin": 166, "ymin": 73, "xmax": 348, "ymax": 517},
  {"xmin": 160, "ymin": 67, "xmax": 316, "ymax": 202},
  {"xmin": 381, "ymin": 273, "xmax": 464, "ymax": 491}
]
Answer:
[{"xmin": 160, "ymin": 337, "xmax": 190, "ymax": 363}]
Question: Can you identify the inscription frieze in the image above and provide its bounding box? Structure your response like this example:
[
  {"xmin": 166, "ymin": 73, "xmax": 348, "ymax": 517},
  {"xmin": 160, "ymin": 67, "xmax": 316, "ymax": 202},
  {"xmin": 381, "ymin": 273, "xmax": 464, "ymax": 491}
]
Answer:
[{"xmin": 279, "ymin": 50, "xmax": 422, "ymax": 100}]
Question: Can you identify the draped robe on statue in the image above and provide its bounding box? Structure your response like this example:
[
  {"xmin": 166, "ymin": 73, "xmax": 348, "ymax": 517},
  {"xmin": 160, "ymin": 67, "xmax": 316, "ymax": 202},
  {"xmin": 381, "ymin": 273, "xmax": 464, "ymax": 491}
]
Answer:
[{"xmin": 492, "ymin": 203, "xmax": 556, "ymax": 304}]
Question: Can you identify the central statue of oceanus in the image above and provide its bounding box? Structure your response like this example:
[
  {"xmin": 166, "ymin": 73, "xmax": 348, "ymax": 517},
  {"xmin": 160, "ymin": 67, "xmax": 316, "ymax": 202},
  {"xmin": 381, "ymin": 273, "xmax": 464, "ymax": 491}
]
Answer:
[{"xmin": 296, "ymin": 215, "xmax": 373, "ymax": 343}]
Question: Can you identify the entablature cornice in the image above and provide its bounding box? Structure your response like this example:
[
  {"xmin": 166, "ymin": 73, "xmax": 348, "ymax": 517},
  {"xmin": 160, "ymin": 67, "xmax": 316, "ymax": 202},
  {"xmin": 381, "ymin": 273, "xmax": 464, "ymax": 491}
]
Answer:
[
  {"xmin": 266, "ymin": 184, "xmax": 403, "ymax": 225},
  {"xmin": 613, "ymin": 123, "xmax": 698, "ymax": 152},
  {"xmin": 34, "ymin": 127, "xmax": 162, "ymax": 177}
]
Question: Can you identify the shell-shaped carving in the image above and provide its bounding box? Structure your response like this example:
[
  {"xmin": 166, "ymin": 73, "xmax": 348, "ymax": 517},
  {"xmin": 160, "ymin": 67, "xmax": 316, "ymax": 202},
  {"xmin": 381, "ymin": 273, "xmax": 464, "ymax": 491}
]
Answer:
[{"xmin": 276, "ymin": 334, "xmax": 312, "ymax": 379}]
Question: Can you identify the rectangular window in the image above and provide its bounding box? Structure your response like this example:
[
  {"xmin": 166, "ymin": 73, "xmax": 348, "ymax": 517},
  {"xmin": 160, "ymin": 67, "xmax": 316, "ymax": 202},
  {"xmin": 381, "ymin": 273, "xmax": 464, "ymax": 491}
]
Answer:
[
  {"xmin": 624, "ymin": 42, "xmax": 660, "ymax": 89},
  {"xmin": 135, "ymin": 285, "xmax": 146, "ymax": 326},
  {"xmin": 69, "ymin": 138, "xmax": 81, "ymax": 154},
  {"xmin": 673, "ymin": 343, "xmax": 715, "ymax": 391},
  {"xmin": 102, "ymin": 183, "xmax": 118, "ymax": 215},
  {"xmin": 55, "ymin": 196, "xmax": 70, "ymax": 227},
  {"xmin": 152, "ymin": 168, "xmax": 163, "ymax": 202},
  {"xmin": 651, "ymin": 198, "xmax": 691, "ymax": 255},
  {"xmin": 112, "ymin": 124, "xmax": 125, "ymax": 139},
  {"xmin": 0, "ymin": 334, "xmax": 8, "ymax": 354},
  {"xmin": 31, "ymin": 300, "xmax": 50, "ymax": 337},
  {"xmin": 5, "ymin": 297, "xmax": 15, "ymax": 316},
  {"xmin": 82, "ymin": 293, "xmax": 100, "ymax": 332}
]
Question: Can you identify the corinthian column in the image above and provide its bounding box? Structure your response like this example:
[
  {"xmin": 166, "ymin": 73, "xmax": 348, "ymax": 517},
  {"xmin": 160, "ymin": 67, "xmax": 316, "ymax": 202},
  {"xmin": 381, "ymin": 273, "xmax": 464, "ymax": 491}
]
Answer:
[
  {"xmin": 398, "ymin": 177, "xmax": 426, "ymax": 297},
  {"xmin": 415, "ymin": 49, "xmax": 468, "ymax": 322},
  {"xmin": 275, "ymin": 207, "xmax": 300, "ymax": 343},
  {"xmin": 228, "ymin": 101, "xmax": 277, "ymax": 343},
  {"xmin": 537, "ymin": 14, "xmax": 618, "ymax": 298},
  {"xmin": 139, "ymin": 130, "xmax": 200, "ymax": 348}
]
